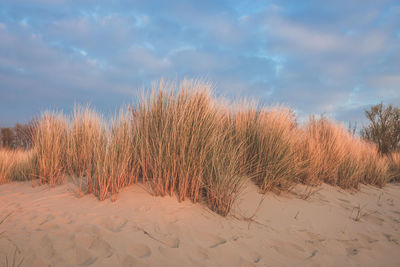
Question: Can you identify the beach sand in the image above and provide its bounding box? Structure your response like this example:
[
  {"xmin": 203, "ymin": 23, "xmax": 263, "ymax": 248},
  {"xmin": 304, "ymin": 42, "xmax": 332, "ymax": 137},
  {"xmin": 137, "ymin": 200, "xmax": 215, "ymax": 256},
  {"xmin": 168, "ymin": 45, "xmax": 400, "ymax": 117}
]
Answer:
[{"xmin": 1, "ymin": 180, "xmax": 399, "ymax": 267}]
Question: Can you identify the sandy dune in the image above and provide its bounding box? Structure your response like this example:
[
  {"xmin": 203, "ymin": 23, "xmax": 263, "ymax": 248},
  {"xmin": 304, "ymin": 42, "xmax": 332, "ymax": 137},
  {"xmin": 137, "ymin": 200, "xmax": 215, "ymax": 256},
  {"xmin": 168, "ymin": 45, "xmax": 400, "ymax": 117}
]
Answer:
[{"xmin": 0, "ymin": 180, "xmax": 399, "ymax": 267}]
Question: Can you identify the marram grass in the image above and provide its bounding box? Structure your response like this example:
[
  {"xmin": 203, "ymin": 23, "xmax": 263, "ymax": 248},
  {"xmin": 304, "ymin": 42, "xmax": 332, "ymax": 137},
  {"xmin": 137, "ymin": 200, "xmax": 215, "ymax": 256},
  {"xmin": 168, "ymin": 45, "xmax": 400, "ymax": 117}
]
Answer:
[{"xmin": 0, "ymin": 79, "xmax": 397, "ymax": 216}]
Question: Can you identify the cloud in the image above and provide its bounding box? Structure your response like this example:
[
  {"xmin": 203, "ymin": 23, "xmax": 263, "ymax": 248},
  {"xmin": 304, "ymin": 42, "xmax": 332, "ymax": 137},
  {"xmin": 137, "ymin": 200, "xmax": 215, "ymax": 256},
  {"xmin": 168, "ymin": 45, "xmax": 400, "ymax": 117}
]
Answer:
[{"xmin": 0, "ymin": 0, "xmax": 399, "ymax": 127}]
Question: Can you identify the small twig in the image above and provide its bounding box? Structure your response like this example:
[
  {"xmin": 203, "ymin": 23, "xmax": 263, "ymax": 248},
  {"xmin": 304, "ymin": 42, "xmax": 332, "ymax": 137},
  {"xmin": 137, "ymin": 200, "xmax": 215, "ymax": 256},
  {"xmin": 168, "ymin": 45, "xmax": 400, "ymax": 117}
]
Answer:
[
  {"xmin": 0, "ymin": 211, "xmax": 13, "ymax": 225},
  {"xmin": 294, "ymin": 211, "xmax": 300, "ymax": 220},
  {"xmin": 244, "ymin": 195, "xmax": 266, "ymax": 229},
  {"xmin": 230, "ymin": 195, "xmax": 267, "ymax": 230},
  {"xmin": 138, "ymin": 227, "xmax": 177, "ymax": 248},
  {"xmin": 249, "ymin": 195, "xmax": 266, "ymax": 220},
  {"xmin": 302, "ymin": 187, "xmax": 322, "ymax": 200},
  {"xmin": 351, "ymin": 203, "xmax": 369, "ymax": 221}
]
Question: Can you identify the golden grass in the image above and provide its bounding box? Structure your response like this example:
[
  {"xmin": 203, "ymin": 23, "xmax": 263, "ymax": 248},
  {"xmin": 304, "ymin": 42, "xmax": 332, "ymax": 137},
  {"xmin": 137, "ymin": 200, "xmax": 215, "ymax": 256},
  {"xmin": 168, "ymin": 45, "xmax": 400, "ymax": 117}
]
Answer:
[
  {"xmin": 388, "ymin": 152, "xmax": 400, "ymax": 182},
  {"xmin": 34, "ymin": 112, "xmax": 68, "ymax": 187},
  {"xmin": 298, "ymin": 117, "xmax": 389, "ymax": 189},
  {"xmin": 133, "ymin": 81, "xmax": 217, "ymax": 201},
  {"xmin": 94, "ymin": 109, "xmax": 137, "ymax": 200},
  {"xmin": 0, "ymin": 149, "xmax": 35, "ymax": 184},
  {"xmin": 0, "ymin": 79, "xmax": 397, "ymax": 216},
  {"xmin": 233, "ymin": 105, "xmax": 299, "ymax": 193},
  {"xmin": 67, "ymin": 106, "xmax": 106, "ymax": 195},
  {"xmin": 133, "ymin": 80, "xmax": 246, "ymax": 214}
]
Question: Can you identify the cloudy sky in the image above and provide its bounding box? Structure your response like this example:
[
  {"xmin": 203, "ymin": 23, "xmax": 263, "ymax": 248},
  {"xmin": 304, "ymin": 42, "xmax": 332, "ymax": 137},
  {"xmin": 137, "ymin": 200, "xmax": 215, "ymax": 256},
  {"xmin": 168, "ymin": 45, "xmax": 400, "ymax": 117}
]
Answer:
[{"xmin": 0, "ymin": 0, "xmax": 399, "ymax": 127}]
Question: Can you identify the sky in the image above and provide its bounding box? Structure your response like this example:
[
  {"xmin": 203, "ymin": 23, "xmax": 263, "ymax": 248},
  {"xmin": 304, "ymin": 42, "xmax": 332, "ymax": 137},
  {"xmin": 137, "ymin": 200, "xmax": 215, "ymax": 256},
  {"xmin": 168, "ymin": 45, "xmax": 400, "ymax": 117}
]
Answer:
[{"xmin": 0, "ymin": 0, "xmax": 399, "ymax": 127}]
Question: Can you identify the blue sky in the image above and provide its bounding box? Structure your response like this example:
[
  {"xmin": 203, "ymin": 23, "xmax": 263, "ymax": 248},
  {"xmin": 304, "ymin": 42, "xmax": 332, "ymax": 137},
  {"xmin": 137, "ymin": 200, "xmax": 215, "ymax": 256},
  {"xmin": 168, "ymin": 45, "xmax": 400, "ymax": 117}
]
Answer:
[{"xmin": 0, "ymin": 0, "xmax": 399, "ymax": 127}]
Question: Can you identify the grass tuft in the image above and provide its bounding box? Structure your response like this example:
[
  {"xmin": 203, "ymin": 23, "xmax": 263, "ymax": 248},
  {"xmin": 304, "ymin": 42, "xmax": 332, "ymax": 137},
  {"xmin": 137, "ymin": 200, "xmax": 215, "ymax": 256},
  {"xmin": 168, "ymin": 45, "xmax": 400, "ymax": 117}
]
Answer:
[
  {"xmin": 0, "ymin": 149, "xmax": 35, "ymax": 184},
  {"xmin": 388, "ymin": 151, "xmax": 400, "ymax": 183},
  {"xmin": 34, "ymin": 112, "xmax": 68, "ymax": 187}
]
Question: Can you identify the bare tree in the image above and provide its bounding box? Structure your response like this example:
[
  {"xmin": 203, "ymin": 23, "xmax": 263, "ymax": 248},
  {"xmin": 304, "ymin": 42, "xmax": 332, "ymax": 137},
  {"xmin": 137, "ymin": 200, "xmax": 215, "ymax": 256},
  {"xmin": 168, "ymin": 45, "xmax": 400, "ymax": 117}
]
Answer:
[
  {"xmin": 14, "ymin": 119, "xmax": 37, "ymax": 149},
  {"xmin": 361, "ymin": 103, "xmax": 400, "ymax": 154},
  {"xmin": 1, "ymin": 127, "xmax": 15, "ymax": 148}
]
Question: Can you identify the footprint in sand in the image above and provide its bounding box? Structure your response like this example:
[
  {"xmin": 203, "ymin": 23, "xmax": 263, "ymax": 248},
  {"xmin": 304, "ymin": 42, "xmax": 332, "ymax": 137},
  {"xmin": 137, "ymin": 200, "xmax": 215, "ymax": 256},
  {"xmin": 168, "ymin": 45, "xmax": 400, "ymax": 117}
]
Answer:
[
  {"xmin": 63, "ymin": 246, "xmax": 97, "ymax": 266},
  {"xmin": 127, "ymin": 243, "xmax": 152, "ymax": 258},
  {"xmin": 75, "ymin": 232, "xmax": 97, "ymax": 249},
  {"xmin": 49, "ymin": 231, "xmax": 75, "ymax": 250},
  {"xmin": 74, "ymin": 224, "xmax": 102, "ymax": 249},
  {"xmin": 74, "ymin": 224, "xmax": 113, "ymax": 258},
  {"xmin": 98, "ymin": 216, "xmax": 128, "ymax": 232},
  {"xmin": 89, "ymin": 238, "xmax": 114, "ymax": 258}
]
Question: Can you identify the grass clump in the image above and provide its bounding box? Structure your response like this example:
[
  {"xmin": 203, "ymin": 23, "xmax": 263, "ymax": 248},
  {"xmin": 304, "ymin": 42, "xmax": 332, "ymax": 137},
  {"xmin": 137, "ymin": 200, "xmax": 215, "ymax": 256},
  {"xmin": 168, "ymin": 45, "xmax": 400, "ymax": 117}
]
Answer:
[
  {"xmin": 233, "ymin": 105, "xmax": 299, "ymax": 193},
  {"xmin": 67, "ymin": 106, "xmax": 106, "ymax": 194},
  {"xmin": 203, "ymin": 116, "xmax": 247, "ymax": 216},
  {"xmin": 94, "ymin": 109, "xmax": 137, "ymax": 200},
  {"xmin": 34, "ymin": 112, "xmax": 68, "ymax": 187},
  {"xmin": 388, "ymin": 152, "xmax": 400, "ymax": 183},
  {"xmin": 134, "ymin": 80, "xmax": 216, "ymax": 202},
  {"xmin": 0, "ymin": 149, "xmax": 35, "ymax": 184},
  {"xmin": 298, "ymin": 117, "xmax": 389, "ymax": 189},
  {"xmin": 358, "ymin": 142, "xmax": 389, "ymax": 187},
  {"xmin": 133, "ymin": 80, "xmax": 246, "ymax": 215}
]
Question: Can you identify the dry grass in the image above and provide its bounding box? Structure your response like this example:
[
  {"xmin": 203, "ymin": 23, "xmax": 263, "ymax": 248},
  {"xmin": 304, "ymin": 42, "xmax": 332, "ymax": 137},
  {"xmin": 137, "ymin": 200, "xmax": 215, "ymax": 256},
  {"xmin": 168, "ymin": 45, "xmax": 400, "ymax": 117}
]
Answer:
[
  {"xmin": 133, "ymin": 80, "xmax": 246, "ymax": 215},
  {"xmin": 33, "ymin": 112, "xmax": 68, "ymax": 187},
  {"xmin": 94, "ymin": 109, "xmax": 137, "ymax": 200},
  {"xmin": 67, "ymin": 106, "xmax": 106, "ymax": 195},
  {"xmin": 0, "ymin": 79, "xmax": 395, "ymax": 216},
  {"xmin": 298, "ymin": 117, "xmax": 389, "ymax": 189},
  {"xmin": 232, "ymin": 105, "xmax": 299, "ymax": 193},
  {"xmin": 388, "ymin": 152, "xmax": 400, "ymax": 182},
  {"xmin": 358, "ymin": 142, "xmax": 389, "ymax": 187},
  {"xmin": 203, "ymin": 110, "xmax": 247, "ymax": 216},
  {"xmin": 0, "ymin": 149, "xmax": 35, "ymax": 184},
  {"xmin": 133, "ymin": 81, "xmax": 218, "ymax": 202}
]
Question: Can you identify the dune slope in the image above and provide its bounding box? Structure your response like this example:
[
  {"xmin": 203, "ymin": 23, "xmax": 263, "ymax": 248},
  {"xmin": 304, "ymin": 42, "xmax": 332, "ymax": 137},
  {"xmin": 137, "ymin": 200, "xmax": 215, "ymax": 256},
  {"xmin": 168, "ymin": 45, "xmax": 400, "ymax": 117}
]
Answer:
[{"xmin": 0, "ymin": 181, "xmax": 399, "ymax": 267}]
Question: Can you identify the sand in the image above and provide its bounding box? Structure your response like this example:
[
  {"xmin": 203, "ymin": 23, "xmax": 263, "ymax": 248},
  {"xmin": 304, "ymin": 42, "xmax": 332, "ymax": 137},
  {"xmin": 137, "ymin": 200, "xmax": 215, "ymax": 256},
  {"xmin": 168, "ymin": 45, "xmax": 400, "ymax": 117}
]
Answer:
[{"xmin": 0, "ymin": 180, "xmax": 399, "ymax": 267}]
